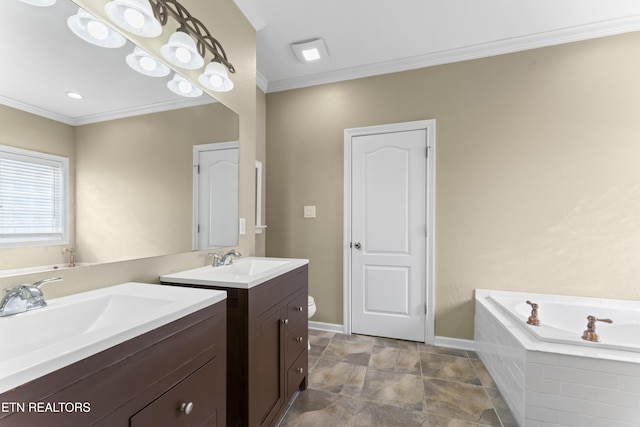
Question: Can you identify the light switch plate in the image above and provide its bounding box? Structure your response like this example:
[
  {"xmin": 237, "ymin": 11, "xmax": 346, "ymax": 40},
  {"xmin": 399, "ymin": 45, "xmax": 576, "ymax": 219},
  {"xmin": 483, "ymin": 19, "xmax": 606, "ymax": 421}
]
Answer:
[
  {"xmin": 303, "ymin": 205, "xmax": 316, "ymax": 218},
  {"xmin": 239, "ymin": 218, "xmax": 246, "ymax": 234}
]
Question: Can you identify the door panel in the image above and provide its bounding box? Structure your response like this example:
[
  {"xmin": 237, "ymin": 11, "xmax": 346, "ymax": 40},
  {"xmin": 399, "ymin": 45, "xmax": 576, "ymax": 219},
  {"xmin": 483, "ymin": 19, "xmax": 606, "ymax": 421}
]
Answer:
[
  {"xmin": 197, "ymin": 148, "xmax": 238, "ymax": 249},
  {"xmin": 351, "ymin": 129, "xmax": 426, "ymax": 341}
]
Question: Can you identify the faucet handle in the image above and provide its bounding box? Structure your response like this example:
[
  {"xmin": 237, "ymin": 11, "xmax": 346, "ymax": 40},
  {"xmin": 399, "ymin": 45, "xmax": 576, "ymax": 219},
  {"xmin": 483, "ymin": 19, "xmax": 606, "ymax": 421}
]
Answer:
[{"xmin": 32, "ymin": 277, "xmax": 63, "ymax": 289}]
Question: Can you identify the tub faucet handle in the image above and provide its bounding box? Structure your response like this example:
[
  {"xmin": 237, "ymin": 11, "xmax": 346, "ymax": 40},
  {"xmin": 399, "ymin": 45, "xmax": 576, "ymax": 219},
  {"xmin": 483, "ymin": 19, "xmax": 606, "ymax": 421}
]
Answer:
[
  {"xmin": 525, "ymin": 300, "xmax": 540, "ymax": 326},
  {"xmin": 582, "ymin": 315, "xmax": 613, "ymax": 342}
]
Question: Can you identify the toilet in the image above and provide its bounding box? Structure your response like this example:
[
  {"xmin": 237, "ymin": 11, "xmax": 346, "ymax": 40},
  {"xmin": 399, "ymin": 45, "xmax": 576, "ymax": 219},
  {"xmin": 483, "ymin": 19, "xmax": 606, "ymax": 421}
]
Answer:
[
  {"xmin": 308, "ymin": 295, "xmax": 316, "ymax": 319},
  {"xmin": 307, "ymin": 296, "xmax": 316, "ymax": 350}
]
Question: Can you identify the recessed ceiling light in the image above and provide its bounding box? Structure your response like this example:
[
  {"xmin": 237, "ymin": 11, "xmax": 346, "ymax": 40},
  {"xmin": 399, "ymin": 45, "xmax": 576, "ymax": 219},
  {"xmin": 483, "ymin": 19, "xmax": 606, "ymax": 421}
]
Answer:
[
  {"xmin": 66, "ymin": 91, "xmax": 83, "ymax": 100},
  {"xmin": 292, "ymin": 38, "xmax": 329, "ymax": 63}
]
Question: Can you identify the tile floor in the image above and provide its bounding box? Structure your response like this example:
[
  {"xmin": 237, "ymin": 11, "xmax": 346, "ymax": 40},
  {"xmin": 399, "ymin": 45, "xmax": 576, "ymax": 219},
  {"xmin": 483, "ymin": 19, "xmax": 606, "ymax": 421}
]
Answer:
[{"xmin": 276, "ymin": 331, "xmax": 518, "ymax": 427}]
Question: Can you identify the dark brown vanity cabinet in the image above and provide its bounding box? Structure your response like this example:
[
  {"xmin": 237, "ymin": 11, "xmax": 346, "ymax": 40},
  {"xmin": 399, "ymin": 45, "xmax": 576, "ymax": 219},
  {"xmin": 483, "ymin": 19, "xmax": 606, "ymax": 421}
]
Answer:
[
  {"xmin": 163, "ymin": 264, "xmax": 309, "ymax": 427},
  {"xmin": 0, "ymin": 302, "xmax": 227, "ymax": 427}
]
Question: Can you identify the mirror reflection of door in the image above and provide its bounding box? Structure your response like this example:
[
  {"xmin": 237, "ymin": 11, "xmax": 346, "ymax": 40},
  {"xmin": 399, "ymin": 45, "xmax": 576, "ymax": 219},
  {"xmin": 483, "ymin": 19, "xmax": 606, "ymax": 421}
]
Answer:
[{"xmin": 193, "ymin": 142, "xmax": 239, "ymax": 249}]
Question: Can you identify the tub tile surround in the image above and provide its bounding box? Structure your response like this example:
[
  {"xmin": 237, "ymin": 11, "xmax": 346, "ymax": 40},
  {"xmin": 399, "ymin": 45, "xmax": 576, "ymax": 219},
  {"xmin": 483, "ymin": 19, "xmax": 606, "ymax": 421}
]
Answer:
[
  {"xmin": 277, "ymin": 330, "xmax": 518, "ymax": 427},
  {"xmin": 476, "ymin": 289, "xmax": 640, "ymax": 426}
]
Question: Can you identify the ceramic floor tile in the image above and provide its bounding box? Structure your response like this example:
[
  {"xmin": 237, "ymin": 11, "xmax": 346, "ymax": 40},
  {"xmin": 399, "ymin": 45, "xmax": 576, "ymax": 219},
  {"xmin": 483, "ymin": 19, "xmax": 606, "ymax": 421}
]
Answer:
[
  {"xmin": 354, "ymin": 400, "xmax": 489, "ymax": 427},
  {"xmin": 278, "ymin": 389, "xmax": 359, "ymax": 427},
  {"xmin": 308, "ymin": 359, "xmax": 367, "ymax": 397},
  {"xmin": 323, "ymin": 339, "xmax": 372, "ymax": 366},
  {"xmin": 374, "ymin": 337, "xmax": 420, "ymax": 351},
  {"xmin": 421, "ymin": 353, "xmax": 482, "ymax": 385},
  {"xmin": 278, "ymin": 333, "xmax": 517, "ymax": 427},
  {"xmin": 309, "ymin": 331, "xmax": 334, "ymax": 357},
  {"xmin": 485, "ymin": 387, "xmax": 519, "ymax": 427},
  {"xmin": 423, "ymin": 378, "xmax": 501, "ymax": 426},
  {"xmin": 361, "ymin": 367, "xmax": 425, "ymax": 411},
  {"xmin": 369, "ymin": 345, "xmax": 421, "ymax": 375},
  {"xmin": 471, "ymin": 359, "xmax": 497, "ymax": 389}
]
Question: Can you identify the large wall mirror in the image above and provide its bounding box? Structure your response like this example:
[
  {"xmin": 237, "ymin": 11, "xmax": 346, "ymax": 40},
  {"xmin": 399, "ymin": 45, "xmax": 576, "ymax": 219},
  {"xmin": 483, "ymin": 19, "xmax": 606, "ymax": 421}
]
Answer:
[{"xmin": 0, "ymin": 0, "xmax": 239, "ymax": 272}]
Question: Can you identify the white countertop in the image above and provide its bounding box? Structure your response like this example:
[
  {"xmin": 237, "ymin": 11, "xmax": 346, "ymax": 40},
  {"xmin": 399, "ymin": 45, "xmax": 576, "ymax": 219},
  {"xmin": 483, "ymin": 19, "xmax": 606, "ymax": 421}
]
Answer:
[
  {"xmin": 160, "ymin": 257, "xmax": 309, "ymax": 289},
  {"xmin": 0, "ymin": 282, "xmax": 226, "ymax": 394}
]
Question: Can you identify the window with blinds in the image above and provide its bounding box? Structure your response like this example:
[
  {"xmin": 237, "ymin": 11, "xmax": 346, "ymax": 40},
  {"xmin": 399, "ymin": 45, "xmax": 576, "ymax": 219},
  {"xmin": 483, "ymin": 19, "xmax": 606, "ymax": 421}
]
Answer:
[{"xmin": 0, "ymin": 145, "xmax": 69, "ymax": 247}]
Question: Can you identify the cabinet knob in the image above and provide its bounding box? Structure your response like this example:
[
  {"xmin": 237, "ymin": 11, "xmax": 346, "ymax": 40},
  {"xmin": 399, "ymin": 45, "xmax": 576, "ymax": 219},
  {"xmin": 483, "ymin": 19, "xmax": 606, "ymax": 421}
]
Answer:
[
  {"xmin": 180, "ymin": 402, "xmax": 194, "ymax": 415},
  {"xmin": 296, "ymin": 367, "xmax": 304, "ymax": 373},
  {"xmin": 296, "ymin": 336, "xmax": 304, "ymax": 343},
  {"xmin": 296, "ymin": 306, "xmax": 303, "ymax": 312},
  {"xmin": 281, "ymin": 319, "xmax": 288, "ymax": 325}
]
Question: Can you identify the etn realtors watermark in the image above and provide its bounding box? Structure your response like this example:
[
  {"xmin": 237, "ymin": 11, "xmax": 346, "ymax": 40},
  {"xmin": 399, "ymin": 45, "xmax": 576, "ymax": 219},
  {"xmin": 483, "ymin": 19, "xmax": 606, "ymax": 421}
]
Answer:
[{"xmin": 2, "ymin": 401, "xmax": 91, "ymax": 413}]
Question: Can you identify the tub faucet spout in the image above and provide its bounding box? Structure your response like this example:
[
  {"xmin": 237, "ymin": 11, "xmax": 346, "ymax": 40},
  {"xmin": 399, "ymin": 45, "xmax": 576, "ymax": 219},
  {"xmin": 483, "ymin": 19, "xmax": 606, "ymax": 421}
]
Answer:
[{"xmin": 582, "ymin": 315, "xmax": 613, "ymax": 342}]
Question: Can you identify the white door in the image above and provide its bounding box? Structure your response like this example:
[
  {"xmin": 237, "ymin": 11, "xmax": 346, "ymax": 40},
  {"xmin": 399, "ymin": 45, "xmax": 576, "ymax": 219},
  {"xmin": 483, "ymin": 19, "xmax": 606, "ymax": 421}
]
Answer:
[
  {"xmin": 350, "ymin": 128, "xmax": 427, "ymax": 342},
  {"xmin": 194, "ymin": 144, "xmax": 238, "ymax": 249}
]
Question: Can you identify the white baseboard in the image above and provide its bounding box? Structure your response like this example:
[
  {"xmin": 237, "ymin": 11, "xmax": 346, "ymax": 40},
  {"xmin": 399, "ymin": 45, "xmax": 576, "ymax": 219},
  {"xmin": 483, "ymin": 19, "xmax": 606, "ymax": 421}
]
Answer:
[
  {"xmin": 308, "ymin": 321, "xmax": 345, "ymax": 333},
  {"xmin": 434, "ymin": 336, "xmax": 476, "ymax": 351},
  {"xmin": 308, "ymin": 321, "xmax": 476, "ymax": 352}
]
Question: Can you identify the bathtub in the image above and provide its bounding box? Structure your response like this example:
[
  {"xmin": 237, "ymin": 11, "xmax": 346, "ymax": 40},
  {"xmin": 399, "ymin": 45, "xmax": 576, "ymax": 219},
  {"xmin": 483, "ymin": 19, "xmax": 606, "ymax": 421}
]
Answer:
[
  {"xmin": 0, "ymin": 263, "xmax": 95, "ymax": 279},
  {"xmin": 475, "ymin": 289, "xmax": 640, "ymax": 427}
]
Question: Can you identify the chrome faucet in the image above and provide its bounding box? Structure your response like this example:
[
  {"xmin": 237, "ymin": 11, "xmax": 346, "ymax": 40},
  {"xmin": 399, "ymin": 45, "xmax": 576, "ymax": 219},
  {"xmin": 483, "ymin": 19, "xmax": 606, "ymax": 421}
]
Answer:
[
  {"xmin": 0, "ymin": 277, "xmax": 63, "ymax": 317},
  {"xmin": 211, "ymin": 249, "xmax": 242, "ymax": 267}
]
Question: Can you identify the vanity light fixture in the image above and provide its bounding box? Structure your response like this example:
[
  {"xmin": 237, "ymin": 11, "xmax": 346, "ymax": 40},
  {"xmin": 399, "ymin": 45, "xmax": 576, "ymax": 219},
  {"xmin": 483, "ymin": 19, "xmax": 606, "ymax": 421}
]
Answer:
[
  {"xmin": 198, "ymin": 61, "xmax": 234, "ymax": 92},
  {"xmin": 167, "ymin": 73, "xmax": 202, "ymax": 98},
  {"xmin": 126, "ymin": 46, "xmax": 170, "ymax": 77},
  {"xmin": 160, "ymin": 31, "xmax": 204, "ymax": 70},
  {"xmin": 104, "ymin": 0, "xmax": 235, "ymax": 85},
  {"xmin": 291, "ymin": 38, "xmax": 329, "ymax": 63},
  {"xmin": 104, "ymin": 0, "xmax": 162, "ymax": 37},
  {"xmin": 67, "ymin": 8, "xmax": 126, "ymax": 49},
  {"xmin": 17, "ymin": 0, "xmax": 56, "ymax": 6}
]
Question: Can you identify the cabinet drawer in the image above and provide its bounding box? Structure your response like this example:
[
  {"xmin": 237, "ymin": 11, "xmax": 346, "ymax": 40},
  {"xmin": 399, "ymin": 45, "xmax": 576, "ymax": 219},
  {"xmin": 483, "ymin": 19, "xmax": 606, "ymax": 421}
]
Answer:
[
  {"xmin": 286, "ymin": 351, "xmax": 308, "ymax": 399},
  {"xmin": 286, "ymin": 292, "xmax": 308, "ymax": 328},
  {"xmin": 285, "ymin": 320, "xmax": 307, "ymax": 365},
  {"xmin": 131, "ymin": 357, "xmax": 220, "ymax": 427}
]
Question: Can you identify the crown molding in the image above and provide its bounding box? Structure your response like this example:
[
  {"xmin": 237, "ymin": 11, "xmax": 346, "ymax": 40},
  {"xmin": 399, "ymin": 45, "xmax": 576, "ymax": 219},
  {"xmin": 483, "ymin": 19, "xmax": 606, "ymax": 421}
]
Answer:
[
  {"xmin": 0, "ymin": 95, "xmax": 75, "ymax": 125},
  {"xmin": 233, "ymin": 0, "xmax": 266, "ymax": 31},
  {"xmin": 264, "ymin": 15, "xmax": 640, "ymax": 93},
  {"xmin": 0, "ymin": 96, "xmax": 216, "ymax": 126},
  {"xmin": 256, "ymin": 70, "xmax": 268, "ymax": 93}
]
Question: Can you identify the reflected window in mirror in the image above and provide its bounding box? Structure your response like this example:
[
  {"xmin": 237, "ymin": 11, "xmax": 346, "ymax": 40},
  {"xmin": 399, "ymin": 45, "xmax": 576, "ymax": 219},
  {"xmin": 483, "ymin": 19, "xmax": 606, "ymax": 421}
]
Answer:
[{"xmin": 0, "ymin": 145, "xmax": 69, "ymax": 247}]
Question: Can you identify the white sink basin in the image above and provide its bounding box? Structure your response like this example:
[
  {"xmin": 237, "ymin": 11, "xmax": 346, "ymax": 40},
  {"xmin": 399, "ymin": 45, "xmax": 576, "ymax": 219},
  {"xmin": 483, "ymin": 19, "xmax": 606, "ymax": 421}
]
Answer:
[
  {"xmin": 0, "ymin": 282, "xmax": 226, "ymax": 393},
  {"xmin": 160, "ymin": 257, "xmax": 309, "ymax": 289}
]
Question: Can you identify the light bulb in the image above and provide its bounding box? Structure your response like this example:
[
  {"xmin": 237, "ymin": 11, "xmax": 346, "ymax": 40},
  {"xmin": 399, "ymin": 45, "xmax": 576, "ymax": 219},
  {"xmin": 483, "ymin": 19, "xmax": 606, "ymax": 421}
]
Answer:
[
  {"xmin": 178, "ymin": 81, "xmax": 192, "ymax": 94},
  {"xmin": 208, "ymin": 75, "xmax": 223, "ymax": 88},
  {"xmin": 139, "ymin": 56, "xmax": 157, "ymax": 72},
  {"xmin": 86, "ymin": 20, "xmax": 109, "ymax": 40},
  {"xmin": 175, "ymin": 47, "xmax": 192, "ymax": 64},
  {"xmin": 124, "ymin": 7, "xmax": 145, "ymax": 29}
]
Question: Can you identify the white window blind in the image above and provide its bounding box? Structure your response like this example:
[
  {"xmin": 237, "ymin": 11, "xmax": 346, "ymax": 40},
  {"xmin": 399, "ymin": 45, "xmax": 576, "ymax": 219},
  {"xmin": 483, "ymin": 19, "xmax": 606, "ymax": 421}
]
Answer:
[{"xmin": 0, "ymin": 145, "xmax": 68, "ymax": 247}]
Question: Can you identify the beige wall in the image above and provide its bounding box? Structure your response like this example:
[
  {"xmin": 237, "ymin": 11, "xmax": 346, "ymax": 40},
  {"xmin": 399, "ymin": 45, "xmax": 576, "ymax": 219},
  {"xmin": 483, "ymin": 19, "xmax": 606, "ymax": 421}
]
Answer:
[
  {"xmin": 266, "ymin": 31, "xmax": 640, "ymax": 339},
  {"xmin": 0, "ymin": 0, "xmax": 256, "ymax": 299},
  {"xmin": 0, "ymin": 106, "xmax": 76, "ymax": 269},
  {"xmin": 75, "ymin": 103, "xmax": 238, "ymax": 263}
]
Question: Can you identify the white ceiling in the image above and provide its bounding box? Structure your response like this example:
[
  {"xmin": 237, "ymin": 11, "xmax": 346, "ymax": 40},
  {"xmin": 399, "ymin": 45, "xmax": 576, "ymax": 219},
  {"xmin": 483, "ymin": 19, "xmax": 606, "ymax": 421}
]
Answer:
[{"xmin": 234, "ymin": 0, "xmax": 640, "ymax": 93}]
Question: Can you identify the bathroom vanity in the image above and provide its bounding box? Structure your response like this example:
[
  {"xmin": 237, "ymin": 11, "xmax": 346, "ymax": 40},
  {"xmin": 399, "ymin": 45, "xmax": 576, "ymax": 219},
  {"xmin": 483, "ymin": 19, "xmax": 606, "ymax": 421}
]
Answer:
[
  {"xmin": 161, "ymin": 257, "xmax": 309, "ymax": 427},
  {"xmin": 0, "ymin": 283, "xmax": 227, "ymax": 426}
]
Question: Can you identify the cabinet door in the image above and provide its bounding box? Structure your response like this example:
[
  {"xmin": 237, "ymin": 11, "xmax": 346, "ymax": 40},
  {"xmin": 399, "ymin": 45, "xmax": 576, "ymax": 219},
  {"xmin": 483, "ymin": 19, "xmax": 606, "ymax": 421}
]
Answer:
[{"xmin": 251, "ymin": 305, "xmax": 285, "ymax": 427}]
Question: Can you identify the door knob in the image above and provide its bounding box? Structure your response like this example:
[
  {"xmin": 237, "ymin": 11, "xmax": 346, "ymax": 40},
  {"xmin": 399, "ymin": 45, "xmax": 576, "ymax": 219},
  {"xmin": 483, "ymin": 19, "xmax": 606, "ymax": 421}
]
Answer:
[{"xmin": 353, "ymin": 242, "xmax": 362, "ymax": 250}]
